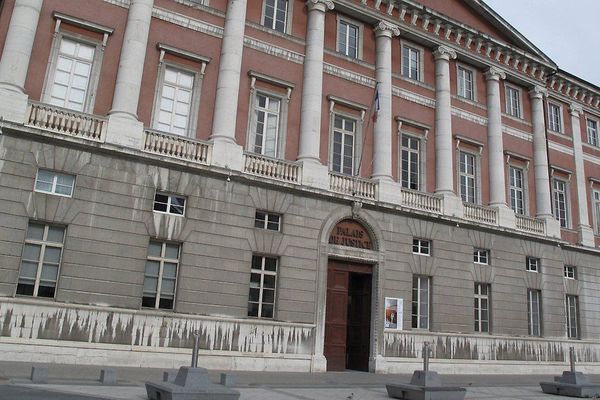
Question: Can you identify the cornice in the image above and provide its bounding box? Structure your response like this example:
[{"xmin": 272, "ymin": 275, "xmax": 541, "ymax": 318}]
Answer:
[{"xmin": 548, "ymin": 73, "xmax": 600, "ymax": 114}]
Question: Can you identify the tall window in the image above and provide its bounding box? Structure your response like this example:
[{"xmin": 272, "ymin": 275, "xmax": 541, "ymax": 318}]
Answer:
[
  {"xmin": 48, "ymin": 37, "xmax": 95, "ymax": 112},
  {"xmin": 459, "ymin": 151, "xmax": 477, "ymax": 203},
  {"xmin": 593, "ymin": 190, "xmax": 600, "ymax": 234},
  {"xmin": 17, "ymin": 222, "xmax": 65, "ymax": 298},
  {"xmin": 401, "ymin": 135, "xmax": 420, "ymax": 190},
  {"xmin": 566, "ymin": 295, "xmax": 579, "ymax": 339},
  {"xmin": 262, "ymin": 0, "xmax": 288, "ymax": 33},
  {"xmin": 154, "ymin": 66, "xmax": 194, "ymax": 135},
  {"xmin": 402, "ymin": 45, "xmax": 420, "ymax": 81},
  {"xmin": 411, "ymin": 275, "xmax": 429, "ymax": 329},
  {"xmin": 331, "ymin": 115, "xmax": 356, "ymax": 175},
  {"xmin": 142, "ymin": 241, "xmax": 179, "ymax": 310},
  {"xmin": 553, "ymin": 178, "xmax": 569, "ymax": 228},
  {"xmin": 588, "ymin": 119, "xmax": 598, "ymax": 147},
  {"xmin": 248, "ymin": 255, "xmax": 278, "ymax": 318},
  {"xmin": 527, "ymin": 289, "xmax": 541, "ymax": 336},
  {"xmin": 505, "ymin": 86, "xmax": 521, "ymax": 118},
  {"xmin": 509, "ymin": 166, "xmax": 525, "ymax": 215},
  {"xmin": 251, "ymin": 93, "xmax": 281, "ymax": 157},
  {"xmin": 474, "ymin": 283, "xmax": 490, "ymax": 333},
  {"xmin": 457, "ymin": 66, "xmax": 474, "ymax": 100},
  {"xmin": 337, "ymin": 19, "xmax": 359, "ymax": 59},
  {"xmin": 548, "ymin": 103, "xmax": 562, "ymax": 132}
]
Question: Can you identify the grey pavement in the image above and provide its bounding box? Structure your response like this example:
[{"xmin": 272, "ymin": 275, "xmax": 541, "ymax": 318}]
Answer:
[{"xmin": 0, "ymin": 361, "xmax": 598, "ymax": 399}]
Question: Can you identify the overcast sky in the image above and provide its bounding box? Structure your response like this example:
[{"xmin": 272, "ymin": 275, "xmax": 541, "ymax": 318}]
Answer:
[{"xmin": 484, "ymin": 0, "xmax": 600, "ymax": 87}]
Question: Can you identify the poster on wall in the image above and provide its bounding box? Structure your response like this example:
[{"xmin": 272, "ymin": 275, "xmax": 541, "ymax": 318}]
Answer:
[{"xmin": 384, "ymin": 297, "xmax": 403, "ymax": 330}]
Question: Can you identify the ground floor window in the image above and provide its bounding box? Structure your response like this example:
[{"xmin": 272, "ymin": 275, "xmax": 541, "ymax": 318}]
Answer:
[
  {"xmin": 411, "ymin": 275, "xmax": 430, "ymax": 329},
  {"xmin": 474, "ymin": 283, "xmax": 490, "ymax": 333},
  {"xmin": 248, "ymin": 255, "xmax": 278, "ymax": 318},
  {"xmin": 142, "ymin": 241, "xmax": 180, "ymax": 310}
]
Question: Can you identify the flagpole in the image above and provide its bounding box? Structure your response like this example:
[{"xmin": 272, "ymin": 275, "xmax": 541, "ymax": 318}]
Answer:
[{"xmin": 355, "ymin": 81, "xmax": 380, "ymax": 178}]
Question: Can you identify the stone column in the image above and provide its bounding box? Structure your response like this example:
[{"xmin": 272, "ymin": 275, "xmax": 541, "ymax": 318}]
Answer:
[
  {"xmin": 209, "ymin": 0, "xmax": 248, "ymax": 171},
  {"xmin": 433, "ymin": 46, "xmax": 462, "ymax": 217},
  {"xmin": 0, "ymin": 0, "xmax": 43, "ymax": 122},
  {"xmin": 569, "ymin": 103, "xmax": 595, "ymax": 246},
  {"xmin": 297, "ymin": 0, "xmax": 334, "ymax": 189},
  {"xmin": 105, "ymin": 0, "xmax": 154, "ymax": 149},
  {"xmin": 529, "ymin": 86, "xmax": 560, "ymax": 237}
]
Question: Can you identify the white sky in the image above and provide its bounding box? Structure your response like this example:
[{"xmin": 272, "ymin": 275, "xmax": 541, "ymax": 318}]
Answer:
[{"xmin": 484, "ymin": 0, "xmax": 600, "ymax": 87}]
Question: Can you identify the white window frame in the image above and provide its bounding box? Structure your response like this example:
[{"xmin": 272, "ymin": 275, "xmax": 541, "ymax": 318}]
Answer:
[
  {"xmin": 411, "ymin": 275, "xmax": 430, "ymax": 330},
  {"xmin": 153, "ymin": 192, "xmax": 186, "ymax": 216},
  {"xmin": 152, "ymin": 65, "xmax": 197, "ymax": 136},
  {"xmin": 552, "ymin": 178, "xmax": 570, "ymax": 229},
  {"xmin": 457, "ymin": 64, "xmax": 476, "ymax": 101},
  {"xmin": 248, "ymin": 255, "xmax": 278, "ymax": 319},
  {"xmin": 34, "ymin": 169, "xmax": 76, "ymax": 197},
  {"xmin": 249, "ymin": 92, "xmax": 283, "ymax": 157},
  {"xmin": 587, "ymin": 118, "xmax": 599, "ymax": 147},
  {"xmin": 527, "ymin": 289, "xmax": 542, "ymax": 336},
  {"xmin": 564, "ymin": 265, "xmax": 577, "ymax": 280},
  {"xmin": 254, "ymin": 211, "xmax": 281, "ymax": 231},
  {"xmin": 412, "ymin": 238, "xmax": 431, "ymax": 256},
  {"xmin": 142, "ymin": 241, "xmax": 180, "ymax": 310},
  {"xmin": 459, "ymin": 150, "xmax": 479, "ymax": 204},
  {"xmin": 508, "ymin": 165, "xmax": 527, "ymax": 215},
  {"xmin": 473, "ymin": 249, "xmax": 489, "ymax": 265},
  {"xmin": 401, "ymin": 134, "xmax": 421, "ymax": 190},
  {"xmin": 505, "ymin": 84, "xmax": 523, "ymax": 119},
  {"xmin": 16, "ymin": 222, "xmax": 66, "ymax": 299},
  {"xmin": 330, "ymin": 113, "xmax": 359, "ymax": 175},
  {"xmin": 592, "ymin": 188, "xmax": 600, "ymax": 235},
  {"xmin": 474, "ymin": 283, "xmax": 490, "ymax": 333},
  {"xmin": 336, "ymin": 15, "xmax": 363, "ymax": 60},
  {"xmin": 565, "ymin": 295, "xmax": 579, "ymax": 339},
  {"xmin": 261, "ymin": 0, "xmax": 292, "ymax": 34},
  {"xmin": 401, "ymin": 41, "xmax": 424, "ymax": 82},
  {"xmin": 526, "ymin": 257, "xmax": 540, "ymax": 273},
  {"xmin": 547, "ymin": 102, "xmax": 564, "ymax": 133}
]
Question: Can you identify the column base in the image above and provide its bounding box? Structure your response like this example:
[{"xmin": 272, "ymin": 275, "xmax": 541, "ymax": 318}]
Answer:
[
  {"xmin": 210, "ymin": 139, "xmax": 244, "ymax": 171},
  {"xmin": 105, "ymin": 113, "xmax": 145, "ymax": 149},
  {"xmin": 439, "ymin": 192, "xmax": 464, "ymax": 219},
  {"xmin": 0, "ymin": 87, "xmax": 28, "ymax": 124},
  {"xmin": 542, "ymin": 216, "xmax": 562, "ymax": 239},
  {"xmin": 577, "ymin": 225, "xmax": 595, "ymax": 247},
  {"xmin": 310, "ymin": 354, "xmax": 327, "ymax": 372},
  {"xmin": 375, "ymin": 179, "xmax": 402, "ymax": 204},
  {"xmin": 494, "ymin": 205, "xmax": 516, "ymax": 230},
  {"xmin": 299, "ymin": 160, "xmax": 329, "ymax": 190}
]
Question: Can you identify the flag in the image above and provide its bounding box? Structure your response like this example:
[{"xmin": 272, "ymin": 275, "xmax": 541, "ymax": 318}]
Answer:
[{"xmin": 372, "ymin": 82, "xmax": 380, "ymax": 123}]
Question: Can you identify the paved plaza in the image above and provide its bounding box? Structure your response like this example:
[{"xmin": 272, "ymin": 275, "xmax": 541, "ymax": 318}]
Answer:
[{"xmin": 1, "ymin": 361, "xmax": 597, "ymax": 399}]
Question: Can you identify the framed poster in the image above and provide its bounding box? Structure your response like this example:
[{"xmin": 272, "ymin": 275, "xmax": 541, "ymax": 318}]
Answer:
[{"xmin": 384, "ymin": 297, "xmax": 403, "ymax": 330}]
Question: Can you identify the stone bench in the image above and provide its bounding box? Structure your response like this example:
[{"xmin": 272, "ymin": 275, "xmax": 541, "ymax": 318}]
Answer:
[{"xmin": 386, "ymin": 383, "xmax": 466, "ymax": 400}]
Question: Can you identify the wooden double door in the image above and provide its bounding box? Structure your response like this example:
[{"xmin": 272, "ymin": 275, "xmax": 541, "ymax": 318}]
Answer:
[{"xmin": 324, "ymin": 260, "xmax": 372, "ymax": 371}]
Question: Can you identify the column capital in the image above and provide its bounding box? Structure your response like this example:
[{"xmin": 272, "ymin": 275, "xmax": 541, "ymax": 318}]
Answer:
[
  {"xmin": 374, "ymin": 20, "xmax": 400, "ymax": 38},
  {"xmin": 569, "ymin": 102, "xmax": 583, "ymax": 116},
  {"xmin": 306, "ymin": 0, "xmax": 334, "ymax": 12},
  {"xmin": 484, "ymin": 66, "xmax": 506, "ymax": 81},
  {"xmin": 528, "ymin": 85, "xmax": 547, "ymax": 100},
  {"xmin": 433, "ymin": 45, "xmax": 457, "ymax": 61}
]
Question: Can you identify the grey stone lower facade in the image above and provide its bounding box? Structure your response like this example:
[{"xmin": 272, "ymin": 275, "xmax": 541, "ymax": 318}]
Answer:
[{"xmin": 1, "ymin": 129, "xmax": 600, "ymax": 374}]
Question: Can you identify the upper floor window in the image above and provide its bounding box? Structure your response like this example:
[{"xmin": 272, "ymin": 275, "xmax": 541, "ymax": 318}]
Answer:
[
  {"xmin": 548, "ymin": 103, "xmax": 563, "ymax": 133},
  {"xmin": 255, "ymin": 211, "xmax": 281, "ymax": 231},
  {"xmin": 262, "ymin": 0, "xmax": 288, "ymax": 33},
  {"xmin": 401, "ymin": 135, "xmax": 420, "ymax": 190},
  {"xmin": 34, "ymin": 169, "xmax": 75, "ymax": 197},
  {"xmin": 587, "ymin": 119, "xmax": 598, "ymax": 146},
  {"xmin": 17, "ymin": 222, "xmax": 66, "ymax": 298},
  {"xmin": 526, "ymin": 257, "xmax": 540, "ymax": 273},
  {"xmin": 473, "ymin": 249, "xmax": 489, "ymax": 265},
  {"xmin": 505, "ymin": 85, "xmax": 522, "ymax": 118},
  {"xmin": 552, "ymin": 178, "xmax": 569, "ymax": 228},
  {"xmin": 402, "ymin": 44, "xmax": 421, "ymax": 81},
  {"xmin": 337, "ymin": 17, "xmax": 360, "ymax": 59},
  {"xmin": 331, "ymin": 115, "xmax": 356, "ymax": 175},
  {"xmin": 154, "ymin": 66, "xmax": 195, "ymax": 135},
  {"xmin": 593, "ymin": 189, "xmax": 600, "ymax": 235},
  {"xmin": 564, "ymin": 265, "xmax": 577, "ymax": 280},
  {"xmin": 509, "ymin": 166, "xmax": 525, "ymax": 215},
  {"xmin": 411, "ymin": 275, "xmax": 430, "ymax": 329},
  {"xmin": 459, "ymin": 151, "xmax": 477, "ymax": 203},
  {"xmin": 153, "ymin": 192, "xmax": 186, "ymax": 216},
  {"xmin": 412, "ymin": 239, "xmax": 430, "ymax": 256},
  {"xmin": 248, "ymin": 255, "xmax": 278, "ymax": 318},
  {"xmin": 474, "ymin": 283, "xmax": 490, "ymax": 333},
  {"xmin": 251, "ymin": 93, "xmax": 281, "ymax": 157},
  {"xmin": 143, "ymin": 241, "xmax": 179, "ymax": 310},
  {"xmin": 457, "ymin": 66, "xmax": 475, "ymax": 101}
]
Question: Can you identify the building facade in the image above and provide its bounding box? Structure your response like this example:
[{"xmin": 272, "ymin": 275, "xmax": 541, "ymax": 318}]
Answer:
[{"xmin": 0, "ymin": 0, "xmax": 599, "ymax": 373}]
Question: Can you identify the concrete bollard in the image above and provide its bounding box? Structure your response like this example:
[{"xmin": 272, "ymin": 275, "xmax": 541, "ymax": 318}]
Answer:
[
  {"xmin": 100, "ymin": 368, "xmax": 117, "ymax": 385},
  {"xmin": 30, "ymin": 366, "xmax": 48, "ymax": 384},
  {"xmin": 220, "ymin": 373, "xmax": 236, "ymax": 387}
]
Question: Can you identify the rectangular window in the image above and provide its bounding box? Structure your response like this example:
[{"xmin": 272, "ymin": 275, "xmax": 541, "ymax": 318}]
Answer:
[
  {"xmin": 411, "ymin": 275, "xmax": 429, "ymax": 329},
  {"xmin": 142, "ymin": 241, "xmax": 179, "ymax": 310},
  {"xmin": 402, "ymin": 45, "xmax": 420, "ymax": 81},
  {"xmin": 553, "ymin": 178, "xmax": 569, "ymax": 228},
  {"xmin": 48, "ymin": 37, "xmax": 95, "ymax": 112},
  {"xmin": 337, "ymin": 19, "xmax": 359, "ymax": 59},
  {"xmin": 153, "ymin": 192, "xmax": 186, "ymax": 216},
  {"xmin": 509, "ymin": 166, "xmax": 525, "ymax": 215},
  {"xmin": 473, "ymin": 249, "xmax": 489, "ymax": 265},
  {"xmin": 254, "ymin": 211, "xmax": 281, "ymax": 231},
  {"xmin": 506, "ymin": 86, "xmax": 521, "ymax": 118},
  {"xmin": 459, "ymin": 151, "xmax": 477, "ymax": 203},
  {"xmin": 154, "ymin": 66, "xmax": 195, "ymax": 136},
  {"xmin": 457, "ymin": 66, "xmax": 474, "ymax": 100},
  {"xmin": 566, "ymin": 295, "xmax": 579, "ymax": 339},
  {"xmin": 16, "ymin": 222, "xmax": 65, "ymax": 298},
  {"xmin": 587, "ymin": 119, "xmax": 598, "ymax": 147},
  {"xmin": 594, "ymin": 190, "xmax": 600, "ymax": 234},
  {"xmin": 34, "ymin": 169, "xmax": 75, "ymax": 197},
  {"xmin": 262, "ymin": 0, "xmax": 288, "ymax": 33},
  {"xmin": 331, "ymin": 115, "xmax": 356, "ymax": 175},
  {"xmin": 548, "ymin": 103, "xmax": 562, "ymax": 132},
  {"xmin": 527, "ymin": 289, "xmax": 541, "ymax": 336},
  {"xmin": 564, "ymin": 265, "xmax": 577, "ymax": 279},
  {"xmin": 412, "ymin": 239, "xmax": 430, "ymax": 256},
  {"xmin": 401, "ymin": 135, "xmax": 420, "ymax": 190},
  {"xmin": 526, "ymin": 257, "xmax": 540, "ymax": 273},
  {"xmin": 248, "ymin": 255, "xmax": 277, "ymax": 318},
  {"xmin": 474, "ymin": 283, "xmax": 490, "ymax": 333},
  {"xmin": 252, "ymin": 93, "xmax": 281, "ymax": 157}
]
